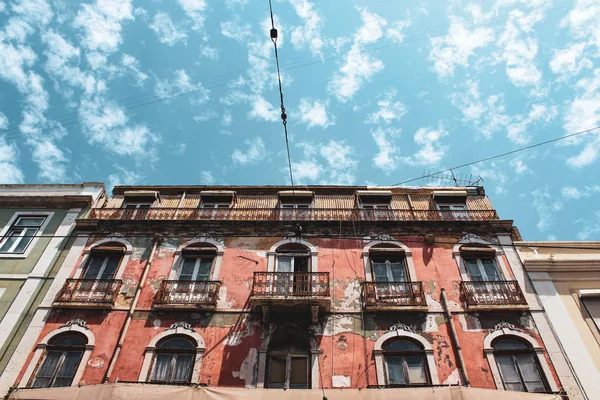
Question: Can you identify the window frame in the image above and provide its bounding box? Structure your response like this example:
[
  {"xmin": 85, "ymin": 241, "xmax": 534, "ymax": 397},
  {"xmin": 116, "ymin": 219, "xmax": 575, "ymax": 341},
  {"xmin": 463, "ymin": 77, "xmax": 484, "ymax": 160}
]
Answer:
[
  {"xmin": 122, "ymin": 202, "xmax": 153, "ymax": 219},
  {"xmin": 0, "ymin": 212, "xmax": 53, "ymax": 258},
  {"xmin": 463, "ymin": 256, "xmax": 504, "ymax": 282},
  {"xmin": 149, "ymin": 337, "xmax": 196, "ymax": 384},
  {"xmin": 74, "ymin": 239, "xmax": 132, "ymax": 281},
  {"xmin": 31, "ymin": 335, "xmax": 86, "ymax": 388},
  {"xmin": 370, "ymin": 253, "xmax": 409, "ymax": 283},
  {"xmin": 81, "ymin": 251, "xmax": 123, "ymax": 280},
  {"xmin": 169, "ymin": 239, "xmax": 224, "ymax": 282},
  {"xmin": 382, "ymin": 339, "xmax": 430, "ymax": 386},
  {"xmin": 179, "ymin": 254, "xmax": 216, "ymax": 281},
  {"xmin": 436, "ymin": 203, "xmax": 467, "ymax": 211},
  {"xmin": 492, "ymin": 338, "xmax": 550, "ymax": 393}
]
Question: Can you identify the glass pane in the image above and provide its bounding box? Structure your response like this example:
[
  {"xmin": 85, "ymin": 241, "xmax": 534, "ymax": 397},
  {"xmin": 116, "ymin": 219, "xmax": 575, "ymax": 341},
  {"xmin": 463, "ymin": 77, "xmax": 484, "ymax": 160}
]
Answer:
[
  {"xmin": 49, "ymin": 334, "xmax": 86, "ymax": 347},
  {"xmin": 438, "ymin": 205, "xmax": 451, "ymax": 210},
  {"xmin": 35, "ymin": 351, "xmax": 61, "ymax": 378},
  {"xmin": 100, "ymin": 255, "xmax": 120, "ymax": 280},
  {"xmin": 583, "ymin": 298, "xmax": 600, "ymax": 332},
  {"xmin": 83, "ymin": 256, "xmax": 105, "ymax": 279},
  {"xmin": 493, "ymin": 339, "xmax": 529, "ymax": 350},
  {"xmin": 15, "ymin": 217, "xmax": 46, "ymax": 227},
  {"xmin": 496, "ymin": 355, "xmax": 523, "ymax": 391},
  {"xmin": 151, "ymin": 354, "xmax": 172, "ymax": 382},
  {"xmin": 294, "ymin": 256, "xmax": 309, "ymax": 273},
  {"xmin": 196, "ymin": 258, "xmax": 213, "ymax": 281},
  {"xmin": 386, "ymin": 357, "xmax": 406, "ymax": 384},
  {"xmin": 516, "ymin": 354, "xmax": 545, "ymax": 392},
  {"xmin": 290, "ymin": 357, "xmax": 308, "ymax": 388},
  {"xmin": 389, "ymin": 262, "xmax": 407, "ymax": 282},
  {"xmin": 55, "ymin": 351, "xmax": 83, "ymax": 381},
  {"xmin": 0, "ymin": 230, "xmax": 20, "ymax": 252},
  {"xmin": 277, "ymin": 257, "xmax": 292, "ymax": 272},
  {"xmin": 383, "ymin": 339, "xmax": 421, "ymax": 351},
  {"xmin": 159, "ymin": 337, "xmax": 195, "ymax": 349},
  {"xmin": 406, "ymin": 356, "xmax": 427, "ymax": 384},
  {"xmin": 373, "ymin": 262, "xmax": 389, "ymax": 282},
  {"xmin": 172, "ymin": 354, "xmax": 194, "ymax": 382},
  {"xmin": 138, "ymin": 204, "xmax": 152, "ymax": 209},
  {"xmin": 124, "ymin": 204, "xmax": 137, "ymax": 209},
  {"xmin": 465, "ymin": 259, "xmax": 483, "ymax": 281},
  {"xmin": 180, "ymin": 258, "xmax": 197, "ymax": 280},
  {"xmin": 268, "ymin": 357, "xmax": 286, "ymax": 388},
  {"xmin": 12, "ymin": 228, "xmax": 35, "ymax": 253},
  {"xmin": 482, "ymin": 259, "xmax": 502, "ymax": 281}
]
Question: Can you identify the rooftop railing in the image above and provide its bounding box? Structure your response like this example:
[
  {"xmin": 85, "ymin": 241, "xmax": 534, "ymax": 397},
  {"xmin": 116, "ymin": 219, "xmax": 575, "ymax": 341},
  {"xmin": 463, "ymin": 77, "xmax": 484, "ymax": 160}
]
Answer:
[{"xmin": 54, "ymin": 279, "xmax": 121, "ymax": 307}]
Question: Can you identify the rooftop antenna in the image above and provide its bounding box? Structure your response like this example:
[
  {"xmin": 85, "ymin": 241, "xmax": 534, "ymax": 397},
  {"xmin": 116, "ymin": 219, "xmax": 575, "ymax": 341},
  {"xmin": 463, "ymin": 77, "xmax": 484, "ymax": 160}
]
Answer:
[{"xmin": 418, "ymin": 169, "xmax": 483, "ymax": 187}]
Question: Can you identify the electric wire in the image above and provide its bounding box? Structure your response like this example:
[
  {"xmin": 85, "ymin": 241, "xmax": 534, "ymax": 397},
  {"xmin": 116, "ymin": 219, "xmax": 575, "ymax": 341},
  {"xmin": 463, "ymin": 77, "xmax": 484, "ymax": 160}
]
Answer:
[
  {"xmin": 0, "ymin": 0, "xmax": 579, "ymax": 142},
  {"xmin": 392, "ymin": 124, "xmax": 600, "ymax": 186}
]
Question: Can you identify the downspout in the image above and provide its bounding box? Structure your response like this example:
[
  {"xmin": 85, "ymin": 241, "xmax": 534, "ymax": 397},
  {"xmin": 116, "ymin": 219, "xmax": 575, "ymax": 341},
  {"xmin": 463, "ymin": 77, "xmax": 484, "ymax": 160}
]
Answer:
[
  {"xmin": 103, "ymin": 233, "xmax": 163, "ymax": 382},
  {"xmin": 440, "ymin": 288, "xmax": 470, "ymax": 387}
]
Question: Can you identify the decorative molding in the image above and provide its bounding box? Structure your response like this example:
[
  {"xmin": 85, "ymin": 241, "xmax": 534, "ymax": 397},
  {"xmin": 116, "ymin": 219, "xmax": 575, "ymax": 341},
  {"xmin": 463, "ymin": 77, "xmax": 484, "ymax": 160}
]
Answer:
[
  {"xmin": 388, "ymin": 323, "xmax": 416, "ymax": 333},
  {"xmin": 168, "ymin": 321, "xmax": 193, "ymax": 331},
  {"xmin": 192, "ymin": 235, "xmax": 222, "ymax": 244},
  {"xmin": 372, "ymin": 234, "xmax": 395, "ymax": 242},
  {"xmin": 62, "ymin": 319, "xmax": 88, "ymax": 330},
  {"xmin": 461, "ymin": 233, "xmax": 483, "ymax": 242},
  {"xmin": 492, "ymin": 322, "xmax": 517, "ymax": 332}
]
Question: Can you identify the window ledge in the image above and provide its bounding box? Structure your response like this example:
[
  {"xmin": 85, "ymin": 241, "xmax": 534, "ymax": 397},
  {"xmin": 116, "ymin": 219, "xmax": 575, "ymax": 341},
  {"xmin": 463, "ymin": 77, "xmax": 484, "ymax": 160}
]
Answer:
[{"xmin": 0, "ymin": 253, "xmax": 28, "ymax": 259}]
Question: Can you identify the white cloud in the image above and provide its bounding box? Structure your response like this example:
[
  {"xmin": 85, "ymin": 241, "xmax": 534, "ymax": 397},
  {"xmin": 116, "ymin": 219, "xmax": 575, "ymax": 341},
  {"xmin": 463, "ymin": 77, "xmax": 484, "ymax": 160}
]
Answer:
[
  {"xmin": 328, "ymin": 9, "xmax": 387, "ymax": 102},
  {"xmin": 288, "ymin": 0, "xmax": 324, "ymax": 57},
  {"xmin": 221, "ymin": 109, "xmax": 232, "ymax": 126},
  {"xmin": 386, "ymin": 19, "xmax": 411, "ymax": 42},
  {"xmin": 0, "ymin": 136, "xmax": 24, "ymax": 183},
  {"xmin": 199, "ymin": 44, "xmax": 218, "ymax": 60},
  {"xmin": 372, "ymin": 127, "xmax": 400, "ymax": 174},
  {"xmin": 532, "ymin": 188, "xmax": 563, "ymax": 231},
  {"xmin": 0, "ymin": 111, "xmax": 8, "ymax": 129},
  {"xmin": 155, "ymin": 69, "xmax": 209, "ymax": 104},
  {"xmin": 297, "ymin": 98, "xmax": 333, "ymax": 129},
  {"xmin": 225, "ymin": 0, "xmax": 249, "ymax": 9},
  {"xmin": 177, "ymin": 0, "xmax": 206, "ymax": 30},
  {"xmin": 150, "ymin": 12, "xmax": 187, "ymax": 46},
  {"xmin": 507, "ymin": 104, "xmax": 558, "ymax": 144},
  {"xmin": 201, "ymin": 170, "xmax": 215, "ymax": 184},
  {"xmin": 511, "ymin": 159, "xmax": 529, "ymax": 175},
  {"xmin": 562, "ymin": 185, "xmax": 600, "ymax": 199},
  {"xmin": 194, "ymin": 109, "xmax": 218, "ymax": 122},
  {"xmin": 31, "ymin": 139, "xmax": 67, "ymax": 182},
  {"xmin": 232, "ymin": 137, "xmax": 267, "ymax": 165},
  {"xmin": 577, "ymin": 211, "xmax": 600, "ymax": 240},
  {"xmin": 549, "ymin": 42, "xmax": 592, "ymax": 79},
  {"xmin": 121, "ymin": 53, "xmax": 148, "ymax": 86},
  {"xmin": 292, "ymin": 160, "xmax": 322, "ymax": 181},
  {"xmin": 291, "ymin": 140, "xmax": 357, "ymax": 184},
  {"xmin": 107, "ymin": 165, "xmax": 143, "ymax": 190},
  {"xmin": 401, "ymin": 125, "xmax": 449, "ymax": 166},
  {"xmin": 248, "ymin": 96, "xmax": 278, "ymax": 121},
  {"xmin": 366, "ymin": 89, "xmax": 407, "ymax": 124},
  {"xmin": 73, "ymin": 0, "xmax": 134, "ymax": 54},
  {"xmin": 429, "ymin": 19, "xmax": 494, "ymax": 78},
  {"xmin": 221, "ymin": 19, "xmax": 251, "ymax": 42},
  {"xmin": 560, "ymin": 0, "xmax": 600, "ymax": 54},
  {"xmin": 320, "ymin": 140, "xmax": 357, "ymax": 170}
]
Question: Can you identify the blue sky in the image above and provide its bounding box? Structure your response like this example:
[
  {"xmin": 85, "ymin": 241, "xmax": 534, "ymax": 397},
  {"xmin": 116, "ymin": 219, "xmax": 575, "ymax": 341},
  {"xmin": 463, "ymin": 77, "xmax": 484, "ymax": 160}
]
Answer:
[{"xmin": 0, "ymin": 0, "xmax": 599, "ymax": 241}]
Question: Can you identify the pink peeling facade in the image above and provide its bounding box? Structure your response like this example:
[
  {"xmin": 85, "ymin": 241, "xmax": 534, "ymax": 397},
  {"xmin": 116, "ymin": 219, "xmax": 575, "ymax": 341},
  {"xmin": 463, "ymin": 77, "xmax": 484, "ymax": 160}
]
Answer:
[{"xmin": 5, "ymin": 186, "xmax": 582, "ymax": 399}]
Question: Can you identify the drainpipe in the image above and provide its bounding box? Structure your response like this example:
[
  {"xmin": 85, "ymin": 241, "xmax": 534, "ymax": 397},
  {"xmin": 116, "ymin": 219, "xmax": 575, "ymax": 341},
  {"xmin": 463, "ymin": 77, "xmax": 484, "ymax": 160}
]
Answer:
[
  {"xmin": 103, "ymin": 233, "xmax": 163, "ymax": 382},
  {"xmin": 440, "ymin": 288, "xmax": 470, "ymax": 387}
]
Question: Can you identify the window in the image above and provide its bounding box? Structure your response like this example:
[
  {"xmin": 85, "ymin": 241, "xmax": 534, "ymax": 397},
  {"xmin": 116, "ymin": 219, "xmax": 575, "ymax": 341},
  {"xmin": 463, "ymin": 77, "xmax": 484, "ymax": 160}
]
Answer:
[
  {"xmin": 267, "ymin": 341, "xmax": 310, "ymax": 389},
  {"xmin": 82, "ymin": 251, "xmax": 122, "ymax": 280},
  {"xmin": 201, "ymin": 202, "xmax": 230, "ymax": 209},
  {"xmin": 123, "ymin": 202, "xmax": 152, "ymax": 219},
  {"xmin": 180, "ymin": 256, "xmax": 214, "ymax": 281},
  {"xmin": 150, "ymin": 336, "xmax": 196, "ymax": 384},
  {"xmin": 493, "ymin": 338, "xmax": 548, "ymax": 393},
  {"xmin": 275, "ymin": 244, "xmax": 311, "ymax": 295},
  {"xmin": 581, "ymin": 296, "xmax": 600, "ymax": 333},
  {"xmin": 0, "ymin": 216, "xmax": 46, "ymax": 254},
  {"xmin": 383, "ymin": 338, "xmax": 429, "ymax": 386},
  {"xmin": 32, "ymin": 334, "xmax": 86, "ymax": 388},
  {"xmin": 279, "ymin": 201, "xmax": 311, "ymax": 220},
  {"xmin": 371, "ymin": 253, "xmax": 408, "ymax": 282},
  {"xmin": 464, "ymin": 257, "xmax": 502, "ymax": 282}
]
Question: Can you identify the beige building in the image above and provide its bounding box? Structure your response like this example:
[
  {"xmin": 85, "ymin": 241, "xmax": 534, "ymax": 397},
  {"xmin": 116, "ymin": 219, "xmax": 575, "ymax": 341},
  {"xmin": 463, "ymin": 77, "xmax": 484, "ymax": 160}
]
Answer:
[{"xmin": 517, "ymin": 241, "xmax": 600, "ymax": 400}]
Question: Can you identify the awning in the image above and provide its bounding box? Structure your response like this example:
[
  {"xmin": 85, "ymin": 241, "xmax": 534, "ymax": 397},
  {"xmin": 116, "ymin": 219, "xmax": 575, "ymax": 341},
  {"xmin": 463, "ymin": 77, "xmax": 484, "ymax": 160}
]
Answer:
[
  {"xmin": 432, "ymin": 190, "xmax": 467, "ymax": 197},
  {"xmin": 278, "ymin": 191, "xmax": 314, "ymax": 198},
  {"xmin": 356, "ymin": 190, "xmax": 392, "ymax": 197},
  {"xmin": 9, "ymin": 383, "xmax": 563, "ymax": 400},
  {"xmin": 199, "ymin": 191, "xmax": 236, "ymax": 197},
  {"xmin": 123, "ymin": 190, "xmax": 159, "ymax": 202}
]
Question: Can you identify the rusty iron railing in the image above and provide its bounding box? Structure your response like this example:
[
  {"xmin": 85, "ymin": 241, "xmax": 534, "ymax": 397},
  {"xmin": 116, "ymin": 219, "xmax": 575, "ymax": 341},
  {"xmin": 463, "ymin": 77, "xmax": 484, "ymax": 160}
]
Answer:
[
  {"xmin": 363, "ymin": 282, "xmax": 427, "ymax": 307},
  {"xmin": 251, "ymin": 272, "xmax": 330, "ymax": 297},
  {"xmin": 155, "ymin": 280, "xmax": 221, "ymax": 307},
  {"xmin": 87, "ymin": 208, "xmax": 499, "ymax": 222},
  {"xmin": 460, "ymin": 281, "xmax": 527, "ymax": 307},
  {"xmin": 55, "ymin": 279, "xmax": 121, "ymax": 306}
]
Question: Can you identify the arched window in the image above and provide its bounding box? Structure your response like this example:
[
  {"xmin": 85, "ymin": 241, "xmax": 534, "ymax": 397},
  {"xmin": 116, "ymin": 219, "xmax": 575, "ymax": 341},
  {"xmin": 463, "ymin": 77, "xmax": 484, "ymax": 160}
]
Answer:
[
  {"xmin": 179, "ymin": 243, "xmax": 217, "ymax": 281},
  {"xmin": 31, "ymin": 333, "xmax": 87, "ymax": 388},
  {"xmin": 382, "ymin": 338, "xmax": 429, "ymax": 386},
  {"xmin": 275, "ymin": 243, "xmax": 311, "ymax": 295},
  {"xmin": 82, "ymin": 242, "xmax": 126, "ymax": 280},
  {"xmin": 369, "ymin": 244, "xmax": 408, "ymax": 282},
  {"xmin": 150, "ymin": 336, "xmax": 196, "ymax": 384},
  {"xmin": 460, "ymin": 244, "xmax": 503, "ymax": 282},
  {"xmin": 267, "ymin": 337, "xmax": 310, "ymax": 389},
  {"xmin": 493, "ymin": 337, "xmax": 549, "ymax": 393}
]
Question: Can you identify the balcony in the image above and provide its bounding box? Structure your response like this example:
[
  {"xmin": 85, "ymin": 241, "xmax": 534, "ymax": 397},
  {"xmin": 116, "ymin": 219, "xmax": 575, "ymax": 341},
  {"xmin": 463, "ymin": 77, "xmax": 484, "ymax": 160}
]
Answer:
[
  {"xmin": 363, "ymin": 282, "xmax": 427, "ymax": 311},
  {"xmin": 460, "ymin": 281, "xmax": 527, "ymax": 310},
  {"xmin": 154, "ymin": 280, "xmax": 221, "ymax": 309},
  {"xmin": 87, "ymin": 208, "xmax": 499, "ymax": 222},
  {"xmin": 54, "ymin": 279, "xmax": 121, "ymax": 309},
  {"xmin": 250, "ymin": 272, "xmax": 331, "ymax": 323}
]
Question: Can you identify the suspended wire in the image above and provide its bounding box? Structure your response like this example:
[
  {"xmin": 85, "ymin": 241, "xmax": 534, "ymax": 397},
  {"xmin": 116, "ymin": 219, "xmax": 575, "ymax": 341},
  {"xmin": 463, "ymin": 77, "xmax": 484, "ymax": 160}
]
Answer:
[
  {"xmin": 268, "ymin": 0, "xmax": 296, "ymax": 202},
  {"xmin": 392, "ymin": 124, "xmax": 600, "ymax": 186},
  {"xmin": 0, "ymin": 0, "xmax": 577, "ymax": 142}
]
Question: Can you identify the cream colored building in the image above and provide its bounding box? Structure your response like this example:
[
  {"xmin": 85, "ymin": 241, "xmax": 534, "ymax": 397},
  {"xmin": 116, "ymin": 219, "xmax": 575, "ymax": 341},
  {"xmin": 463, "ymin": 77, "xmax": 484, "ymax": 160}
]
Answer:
[{"xmin": 517, "ymin": 242, "xmax": 600, "ymax": 400}]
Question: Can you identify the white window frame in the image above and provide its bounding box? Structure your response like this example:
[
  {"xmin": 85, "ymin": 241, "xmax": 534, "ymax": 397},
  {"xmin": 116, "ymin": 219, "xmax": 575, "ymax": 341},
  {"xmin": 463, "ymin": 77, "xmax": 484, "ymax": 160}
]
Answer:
[
  {"xmin": 200, "ymin": 202, "xmax": 231, "ymax": 209},
  {"xmin": 463, "ymin": 257, "xmax": 503, "ymax": 282},
  {"xmin": 0, "ymin": 212, "xmax": 54, "ymax": 259},
  {"xmin": 123, "ymin": 202, "xmax": 153, "ymax": 219},
  {"xmin": 361, "ymin": 203, "xmax": 391, "ymax": 210},
  {"xmin": 267, "ymin": 238, "xmax": 318, "ymax": 273},
  {"xmin": 178, "ymin": 256, "xmax": 215, "ymax": 281},
  {"xmin": 73, "ymin": 238, "xmax": 133, "ymax": 280},
  {"xmin": 362, "ymin": 240, "xmax": 417, "ymax": 282},
  {"xmin": 267, "ymin": 351, "xmax": 310, "ymax": 389},
  {"xmin": 453, "ymin": 239, "xmax": 511, "ymax": 283},
  {"xmin": 169, "ymin": 238, "xmax": 224, "ymax": 281},
  {"xmin": 436, "ymin": 203, "xmax": 467, "ymax": 211}
]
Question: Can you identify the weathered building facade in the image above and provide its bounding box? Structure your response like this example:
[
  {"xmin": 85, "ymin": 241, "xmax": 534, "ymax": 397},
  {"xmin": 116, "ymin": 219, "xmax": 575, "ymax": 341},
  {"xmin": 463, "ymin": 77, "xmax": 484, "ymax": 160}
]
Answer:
[
  {"xmin": 5, "ymin": 186, "xmax": 578, "ymax": 399},
  {"xmin": 0, "ymin": 183, "xmax": 105, "ymax": 395},
  {"xmin": 518, "ymin": 242, "xmax": 600, "ymax": 399}
]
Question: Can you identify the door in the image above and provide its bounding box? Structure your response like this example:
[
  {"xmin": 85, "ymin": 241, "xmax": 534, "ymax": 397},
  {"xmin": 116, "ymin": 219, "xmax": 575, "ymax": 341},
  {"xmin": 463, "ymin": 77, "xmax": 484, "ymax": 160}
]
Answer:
[
  {"xmin": 372, "ymin": 256, "xmax": 409, "ymax": 304},
  {"xmin": 79, "ymin": 253, "xmax": 120, "ymax": 302},
  {"xmin": 123, "ymin": 203, "xmax": 152, "ymax": 219},
  {"xmin": 361, "ymin": 204, "xmax": 391, "ymax": 221},
  {"xmin": 437, "ymin": 204, "xmax": 468, "ymax": 220},
  {"xmin": 464, "ymin": 257, "xmax": 505, "ymax": 303},
  {"xmin": 176, "ymin": 256, "xmax": 214, "ymax": 303},
  {"xmin": 276, "ymin": 255, "xmax": 310, "ymax": 295}
]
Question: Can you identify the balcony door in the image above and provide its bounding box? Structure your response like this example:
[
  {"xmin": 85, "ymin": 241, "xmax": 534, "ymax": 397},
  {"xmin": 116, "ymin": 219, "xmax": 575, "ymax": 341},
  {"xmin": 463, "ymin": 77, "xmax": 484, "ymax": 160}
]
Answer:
[
  {"xmin": 123, "ymin": 202, "xmax": 152, "ymax": 219},
  {"xmin": 280, "ymin": 203, "xmax": 311, "ymax": 221},
  {"xmin": 276, "ymin": 244, "xmax": 310, "ymax": 295},
  {"xmin": 371, "ymin": 253, "xmax": 410, "ymax": 305},
  {"xmin": 77, "ymin": 251, "xmax": 122, "ymax": 302},
  {"xmin": 173, "ymin": 254, "xmax": 215, "ymax": 303},
  {"xmin": 267, "ymin": 341, "xmax": 310, "ymax": 389},
  {"xmin": 464, "ymin": 256, "xmax": 509, "ymax": 303},
  {"xmin": 360, "ymin": 203, "xmax": 392, "ymax": 221}
]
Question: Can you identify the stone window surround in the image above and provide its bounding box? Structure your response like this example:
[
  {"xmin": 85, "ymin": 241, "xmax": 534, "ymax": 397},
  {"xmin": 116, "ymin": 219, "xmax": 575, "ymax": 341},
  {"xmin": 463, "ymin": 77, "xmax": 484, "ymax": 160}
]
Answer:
[
  {"xmin": 73, "ymin": 238, "xmax": 133, "ymax": 280},
  {"xmin": 256, "ymin": 332, "xmax": 320, "ymax": 389},
  {"xmin": 20, "ymin": 324, "xmax": 95, "ymax": 388},
  {"xmin": 266, "ymin": 238, "xmax": 318, "ymax": 273},
  {"xmin": 362, "ymin": 240, "xmax": 417, "ymax": 282},
  {"xmin": 483, "ymin": 327, "xmax": 558, "ymax": 392},
  {"xmin": 453, "ymin": 237, "xmax": 511, "ymax": 282},
  {"xmin": 0, "ymin": 211, "xmax": 54, "ymax": 259},
  {"xmin": 138, "ymin": 328, "xmax": 206, "ymax": 383},
  {"xmin": 168, "ymin": 238, "xmax": 225, "ymax": 281},
  {"xmin": 373, "ymin": 329, "xmax": 440, "ymax": 386}
]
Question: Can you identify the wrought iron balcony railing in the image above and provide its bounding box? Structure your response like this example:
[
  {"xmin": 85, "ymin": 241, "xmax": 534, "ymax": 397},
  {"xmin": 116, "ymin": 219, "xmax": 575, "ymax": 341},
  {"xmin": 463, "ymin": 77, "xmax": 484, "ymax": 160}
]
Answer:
[
  {"xmin": 87, "ymin": 208, "xmax": 499, "ymax": 222},
  {"xmin": 155, "ymin": 280, "xmax": 221, "ymax": 307},
  {"xmin": 363, "ymin": 282, "xmax": 427, "ymax": 307},
  {"xmin": 460, "ymin": 280, "xmax": 527, "ymax": 307},
  {"xmin": 54, "ymin": 279, "xmax": 121, "ymax": 307},
  {"xmin": 251, "ymin": 272, "xmax": 330, "ymax": 297}
]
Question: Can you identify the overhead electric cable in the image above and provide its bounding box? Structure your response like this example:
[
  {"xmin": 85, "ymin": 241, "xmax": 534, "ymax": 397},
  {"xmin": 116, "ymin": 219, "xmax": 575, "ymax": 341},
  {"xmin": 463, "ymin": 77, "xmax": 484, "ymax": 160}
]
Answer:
[{"xmin": 392, "ymin": 125, "xmax": 600, "ymax": 186}]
